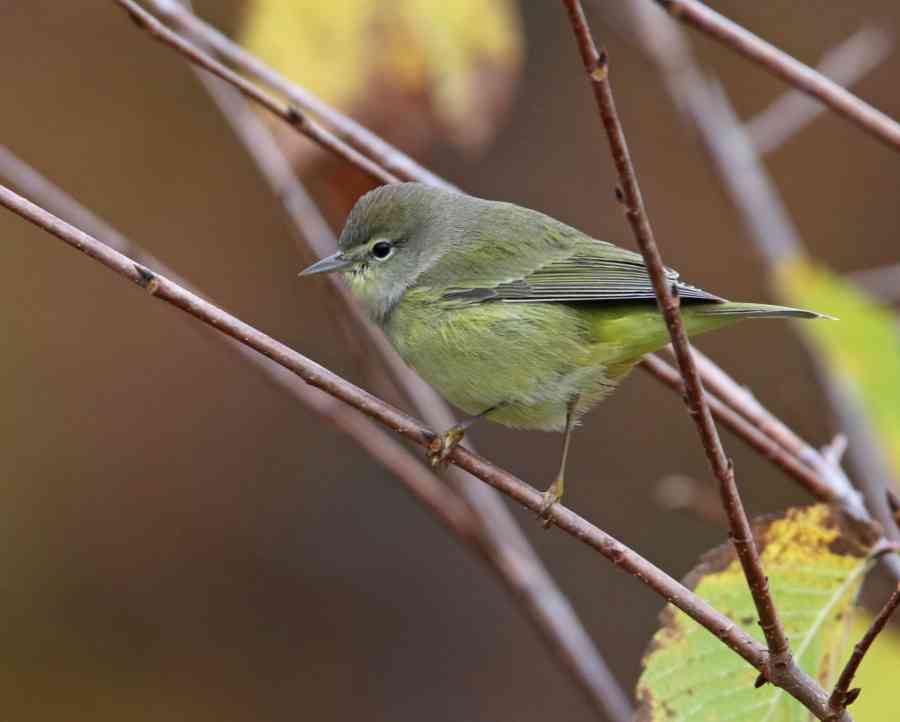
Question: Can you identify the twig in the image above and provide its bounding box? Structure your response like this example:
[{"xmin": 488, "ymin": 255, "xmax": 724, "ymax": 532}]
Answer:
[
  {"xmin": 4, "ymin": 180, "xmax": 847, "ymax": 718},
  {"xmin": 144, "ymin": 0, "xmax": 454, "ymax": 190},
  {"xmin": 562, "ymin": 0, "xmax": 802, "ymax": 699},
  {"xmin": 652, "ymin": 0, "xmax": 900, "ymax": 152},
  {"xmin": 112, "ymin": 0, "xmax": 398, "ymax": 186},
  {"xmin": 180, "ymin": 45, "xmax": 632, "ymax": 719},
  {"xmin": 826, "ymin": 584, "xmax": 900, "ymax": 719},
  {"xmin": 747, "ymin": 26, "xmax": 894, "ymax": 156}
]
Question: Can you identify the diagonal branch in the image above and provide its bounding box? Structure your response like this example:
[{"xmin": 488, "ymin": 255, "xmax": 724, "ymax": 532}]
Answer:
[
  {"xmin": 561, "ymin": 0, "xmax": 801, "ymax": 697},
  {"xmin": 652, "ymin": 0, "xmax": 900, "ymax": 152},
  {"xmin": 826, "ymin": 584, "xmax": 900, "ymax": 719}
]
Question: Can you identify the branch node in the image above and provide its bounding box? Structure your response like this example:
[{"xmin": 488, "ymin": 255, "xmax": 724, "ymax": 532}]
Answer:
[
  {"xmin": 135, "ymin": 264, "xmax": 156, "ymax": 290},
  {"xmin": 285, "ymin": 106, "xmax": 305, "ymax": 128},
  {"xmin": 592, "ymin": 49, "xmax": 609, "ymax": 81}
]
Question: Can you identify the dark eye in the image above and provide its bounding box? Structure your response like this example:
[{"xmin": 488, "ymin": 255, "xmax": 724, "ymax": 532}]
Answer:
[{"xmin": 372, "ymin": 240, "xmax": 393, "ymax": 260}]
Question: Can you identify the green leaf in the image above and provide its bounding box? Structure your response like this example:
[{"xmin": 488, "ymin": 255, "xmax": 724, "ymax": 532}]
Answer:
[
  {"xmin": 773, "ymin": 257, "xmax": 900, "ymax": 478},
  {"xmin": 636, "ymin": 505, "xmax": 875, "ymax": 722}
]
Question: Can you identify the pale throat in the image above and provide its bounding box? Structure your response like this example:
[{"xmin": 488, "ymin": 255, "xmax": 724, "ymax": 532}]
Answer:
[{"xmin": 344, "ymin": 267, "xmax": 410, "ymax": 325}]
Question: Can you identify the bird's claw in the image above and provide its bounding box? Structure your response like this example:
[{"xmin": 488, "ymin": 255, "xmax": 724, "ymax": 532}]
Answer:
[
  {"xmin": 538, "ymin": 478, "xmax": 564, "ymax": 529},
  {"xmin": 428, "ymin": 425, "xmax": 466, "ymax": 467}
]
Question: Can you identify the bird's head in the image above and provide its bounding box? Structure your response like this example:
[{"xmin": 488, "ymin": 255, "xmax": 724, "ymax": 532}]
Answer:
[{"xmin": 300, "ymin": 182, "xmax": 465, "ymax": 322}]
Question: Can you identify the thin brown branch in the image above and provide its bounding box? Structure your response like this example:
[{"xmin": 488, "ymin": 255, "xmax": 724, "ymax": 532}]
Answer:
[
  {"xmin": 653, "ymin": 0, "xmax": 900, "ymax": 152},
  {"xmin": 145, "ymin": 0, "xmax": 454, "ymax": 190},
  {"xmin": 747, "ymin": 25, "xmax": 894, "ymax": 155},
  {"xmin": 826, "ymin": 584, "xmax": 900, "ymax": 719},
  {"xmin": 7, "ymin": 179, "xmax": 829, "ymax": 704},
  {"xmin": 113, "ymin": 0, "xmax": 398, "ymax": 186},
  {"xmin": 560, "ymin": 0, "xmax": 830, "ymax": 711},
  {"xmin": 182, "ymin": 48, "xmax": 632, "ymax": 720}
]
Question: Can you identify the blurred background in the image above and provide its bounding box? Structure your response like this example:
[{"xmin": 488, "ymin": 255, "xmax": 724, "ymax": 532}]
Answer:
[{"xmin": 2, "ymin": 1, "xmax": 899, "ymax": 720}]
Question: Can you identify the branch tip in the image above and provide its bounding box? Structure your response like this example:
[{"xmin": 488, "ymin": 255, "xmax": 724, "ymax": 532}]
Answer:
[{"xmin": 828, "ymin": 585, "xmax": 900, "ymax": 716}]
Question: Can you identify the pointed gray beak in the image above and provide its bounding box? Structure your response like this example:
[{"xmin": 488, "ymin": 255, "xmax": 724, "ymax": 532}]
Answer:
[{"xmin": 299, "ymin": 251, "xmax": 353, "ymax": 276}]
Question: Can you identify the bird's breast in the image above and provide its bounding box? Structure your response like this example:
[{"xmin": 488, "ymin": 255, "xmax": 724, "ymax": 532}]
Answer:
[{"xmin": 385, "ymin": 289, "xmax": 622, "ymax": 430}]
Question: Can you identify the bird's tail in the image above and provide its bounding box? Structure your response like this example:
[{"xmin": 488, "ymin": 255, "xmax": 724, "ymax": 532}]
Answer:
[{"xmin": 691, "ymin": 301, "xmax": 834, "ymax": 321}]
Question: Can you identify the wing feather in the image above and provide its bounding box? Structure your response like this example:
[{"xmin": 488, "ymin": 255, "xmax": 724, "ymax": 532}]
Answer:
[{"xmin": 443, "ymin": 248, "xmax": 723, "ymax": 305}]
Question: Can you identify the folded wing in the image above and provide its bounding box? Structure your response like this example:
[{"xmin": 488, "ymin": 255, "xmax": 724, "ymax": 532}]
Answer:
[{"xmin": 443, "ymin": 245, "xmax": 723, "ymax": 304}]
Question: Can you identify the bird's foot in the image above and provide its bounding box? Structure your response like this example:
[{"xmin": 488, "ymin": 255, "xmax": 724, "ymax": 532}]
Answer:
[
  {"xmin": 538, "ymin": 476, "xmax": 564, "ymax": 529},
  {"xmin": 428, "ymin": 424, "xmax": 466, "ymax": 467}
]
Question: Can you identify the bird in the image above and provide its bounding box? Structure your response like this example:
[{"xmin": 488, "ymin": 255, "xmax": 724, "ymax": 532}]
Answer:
[{"xmin": 301, "ymin": 182, "xmax": 826, "ymax": 519}]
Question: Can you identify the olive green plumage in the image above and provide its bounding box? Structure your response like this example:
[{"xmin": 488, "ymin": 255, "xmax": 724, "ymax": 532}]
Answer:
[{"xmin": 301, "ymin": 182, "xmax": 824, "ymax": 512}]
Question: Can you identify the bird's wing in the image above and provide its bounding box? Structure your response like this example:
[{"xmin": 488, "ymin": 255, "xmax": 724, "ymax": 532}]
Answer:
[{"xmin": 442, "ymin": 240, "xmax": 722, "ymax": 304}]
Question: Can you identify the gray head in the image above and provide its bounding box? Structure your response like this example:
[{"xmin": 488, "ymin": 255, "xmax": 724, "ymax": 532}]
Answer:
[{"xmin": 300, "ymin": 183, "xmax": 473, "ymax": 322}]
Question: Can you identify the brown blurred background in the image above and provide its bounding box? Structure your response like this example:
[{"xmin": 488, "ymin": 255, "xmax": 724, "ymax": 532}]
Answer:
[{"xmin": 2, "ymin": 1, "xmax": 899, "ymax": 720}]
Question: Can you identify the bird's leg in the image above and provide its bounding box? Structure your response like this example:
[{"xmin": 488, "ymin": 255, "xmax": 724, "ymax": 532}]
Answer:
[
  {"xmin": 428, "ymin": 404, "xmax": 502, "ymax": 467},
  {"xmin": 539, "ymin": 396, "xmax": 579, "ymax": 528}
]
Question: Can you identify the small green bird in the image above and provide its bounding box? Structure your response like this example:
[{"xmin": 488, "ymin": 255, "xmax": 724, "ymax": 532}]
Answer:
[{"xmin": 301, "ymin": 183, "xmax": 824, "ymax": 518}]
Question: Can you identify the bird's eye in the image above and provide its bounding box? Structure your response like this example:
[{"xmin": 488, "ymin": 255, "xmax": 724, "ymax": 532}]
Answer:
[{"xmin": 372, "ymin": 240, "xmax": 393, "ymax": 260}]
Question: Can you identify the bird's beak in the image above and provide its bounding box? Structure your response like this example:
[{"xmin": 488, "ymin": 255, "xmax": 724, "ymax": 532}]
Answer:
[{"xmin": 299, "ymin": 251, "xmax": 353, "ymax": 276}]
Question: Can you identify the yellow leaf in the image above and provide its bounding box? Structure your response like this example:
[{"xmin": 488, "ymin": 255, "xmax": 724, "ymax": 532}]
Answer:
[{"xmin": 238, "ymin": 0, "xmax": 523, "ymax": 147}]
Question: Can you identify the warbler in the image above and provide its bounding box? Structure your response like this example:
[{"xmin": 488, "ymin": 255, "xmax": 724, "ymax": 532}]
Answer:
[{"xmin": 301, "ymin": 183, "xmax": 825, "ymax": 517}]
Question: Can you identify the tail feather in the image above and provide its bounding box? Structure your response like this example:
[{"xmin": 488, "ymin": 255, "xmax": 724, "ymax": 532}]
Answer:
[{"xmin": 692, "ymin": 301, "xmax": 834, "ymax": 321}]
